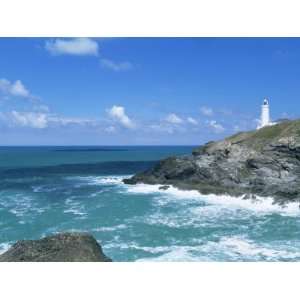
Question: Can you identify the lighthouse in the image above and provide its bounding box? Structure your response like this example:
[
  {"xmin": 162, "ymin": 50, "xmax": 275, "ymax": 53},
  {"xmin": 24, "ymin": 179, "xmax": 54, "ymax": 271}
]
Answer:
[
  {"xmin": 257, "ymin": 98, "xmax": 275, "ymax": 129},
  {"xmin": 261, "ymin": 98, "xmax": 270, "ymax": 127}
]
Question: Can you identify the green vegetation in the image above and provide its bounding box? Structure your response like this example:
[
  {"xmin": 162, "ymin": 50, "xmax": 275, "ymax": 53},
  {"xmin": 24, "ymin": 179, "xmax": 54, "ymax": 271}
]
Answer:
[
  {"xmin": 251, "ymin": 122, "xmax": 291, "ymax": 140},
  {"xmin": 224, "ymin": 119, "xmax": 300, "ymax": 151}
]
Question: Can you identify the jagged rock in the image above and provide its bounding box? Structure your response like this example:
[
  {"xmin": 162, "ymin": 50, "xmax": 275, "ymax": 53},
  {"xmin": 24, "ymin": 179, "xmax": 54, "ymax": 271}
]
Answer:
[
  {"xmin": 124, "ymin": 120, "xmax": 300, "ymax": 205},
  {"xmin": 0, "ymin": 232, "xmax": 112, "ymax": 262},
  {"xmin": 159, "ymin": 185, "xmax": 170, "ymax": 190}
]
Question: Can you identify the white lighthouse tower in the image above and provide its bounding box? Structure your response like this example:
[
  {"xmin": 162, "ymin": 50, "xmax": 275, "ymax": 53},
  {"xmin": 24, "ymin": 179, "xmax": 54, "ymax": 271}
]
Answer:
[
  {"xmin": 261, "ymin": 98, "xmax": 270, "ymax": 127},
  {"xmin": 257, "ymin": 98, "xmax": 274, "ymax": 129}
]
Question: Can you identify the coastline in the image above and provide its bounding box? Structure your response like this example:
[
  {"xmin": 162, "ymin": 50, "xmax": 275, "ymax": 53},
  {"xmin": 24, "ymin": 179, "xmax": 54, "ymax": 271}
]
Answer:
[{"xmin": 124, "ymin": 181, "xmax": 300, "ymax": 215}]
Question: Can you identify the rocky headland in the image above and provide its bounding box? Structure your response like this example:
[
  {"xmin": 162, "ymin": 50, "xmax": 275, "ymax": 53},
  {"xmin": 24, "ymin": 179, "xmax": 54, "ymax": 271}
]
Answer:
[
  {"xmin": 124, "ymin": 119, "xmax": 300, "ymax": 206},
  {"xmin": 0, "ymin": 232, "xmax": 111, "ymax": 262}
]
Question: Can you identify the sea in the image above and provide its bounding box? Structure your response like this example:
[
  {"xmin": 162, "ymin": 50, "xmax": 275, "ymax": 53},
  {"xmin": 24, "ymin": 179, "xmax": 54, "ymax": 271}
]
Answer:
[{"xmin": 1, "ymin": 145, "xmax": 300, "ymax": 262}]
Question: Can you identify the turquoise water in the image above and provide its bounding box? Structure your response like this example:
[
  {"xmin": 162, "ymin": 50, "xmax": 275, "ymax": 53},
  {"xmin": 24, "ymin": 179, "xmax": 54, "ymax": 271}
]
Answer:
[{"xmin": 1, "ymin": 146, "xmax": 300, "ymax": 261}]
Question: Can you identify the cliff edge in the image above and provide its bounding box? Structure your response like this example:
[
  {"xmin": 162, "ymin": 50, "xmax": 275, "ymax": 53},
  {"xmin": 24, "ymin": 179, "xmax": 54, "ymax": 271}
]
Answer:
[{"xmin": 124, "ymin": 120, "xmax": 300, "ymax": 205}]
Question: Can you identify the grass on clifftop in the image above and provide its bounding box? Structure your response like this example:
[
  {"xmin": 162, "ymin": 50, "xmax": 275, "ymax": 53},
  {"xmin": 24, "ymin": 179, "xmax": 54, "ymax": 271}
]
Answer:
[
  {"xmin": 225, "ymin": 119, "xmax": 300, "ymax": 150},
  {"xmin": 251, "ymin": 122, "xmax": 292, "ymax": 139}
]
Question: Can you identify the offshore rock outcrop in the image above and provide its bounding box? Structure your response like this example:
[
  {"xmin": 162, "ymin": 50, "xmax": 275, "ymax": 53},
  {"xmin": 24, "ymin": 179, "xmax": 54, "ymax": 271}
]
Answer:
[
  {"xmin": 124, "ymin": 120, "xmax": 300, "ymax": 205},
  {"xmin": 0, "ymin": 232, "xmax": 112, "ymax": 262}
]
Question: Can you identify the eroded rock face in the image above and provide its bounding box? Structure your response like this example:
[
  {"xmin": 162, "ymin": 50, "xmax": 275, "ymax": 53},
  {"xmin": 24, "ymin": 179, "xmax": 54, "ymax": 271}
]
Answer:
[
  {"xmin": 124, "ymin": 120, "xmax": 300, "ymax": 205},
  {"xmin": 0, "ymin": 232, "xmax": 112, "ymax": 262}
]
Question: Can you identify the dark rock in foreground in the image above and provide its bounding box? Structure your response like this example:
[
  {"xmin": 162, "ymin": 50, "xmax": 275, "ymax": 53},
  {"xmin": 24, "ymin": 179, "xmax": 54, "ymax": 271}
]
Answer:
[
  {"xmin": 0, "ymin": 232, "xmax": 112, "ymax": 262},
  {"xmin": 124, "ymin": 120, "xmax": 300, "ymax": 205}
]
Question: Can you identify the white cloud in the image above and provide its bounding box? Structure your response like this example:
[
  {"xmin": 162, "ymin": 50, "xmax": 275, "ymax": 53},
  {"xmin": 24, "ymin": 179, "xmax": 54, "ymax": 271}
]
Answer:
[
  {"xmin": 107, "ymin": 105, "xmax": 135, "ymax": 129},
  {"xmin": 148, "ymin": 121, "xmax": 188, "ymax": 135},
  {"xmin": 0, "ymin": 79, "xmax": 10, "ymax": 92},
  {"xmin": 0, "ymin": 78, "xmax": 31, "ymax": 98},
  {"xmin": 3, "ymin": 110, "xmax": 96, "ymax": 129},
  {"xmin": 45, "ymin": 38, "xmax": 99, "ymax": 56},
  {"xmin": 207, "ymin": 120, "xmax": 225, "ymax": 133},
  {"xmin": 147, "ymin": 113, "xmax": 186, "ymax": 134},
  {"xmin": 10, "ymin": 80, "xmax": 30, "ymax": 97},
  {"xmin": 219, "ymin": 108, "xmax": 233, "ymax": 116},
  {"xmin": 104, "ymin": 126, "xmax": 116, "ymax": 133},
  {"xmin": 165, "ymin": 113, "xmax": 183, "ymax": 124},
  {"xmin": 149, "ymin": 124, "xmax": 174, "ymax": 134},
  {"xmin": 200, "ymin": 106, "xmax": 214, "ymax": 116},
  {"xmin": 49, "ymin": 116, "xmax": 95, "ymax": 127},
  {"xmin": 10, "ymin": 111, "xmax": 48, "ymax": 129},
  {"xmin": 187, "ymin": 117, "xmax": 198, "ymax": 125},
  {"xmin": 34, "ymin": 104, "xmax": 50, "ymax": 112},
  {"xmin": 100, "ymin": 58, "xmax": 133, "ymax": 72}
]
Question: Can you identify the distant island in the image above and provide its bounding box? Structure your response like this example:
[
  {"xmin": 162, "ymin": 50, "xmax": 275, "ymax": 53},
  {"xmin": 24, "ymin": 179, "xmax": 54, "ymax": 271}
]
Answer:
[{"xmin": 124, "ymin": 119, "xmax": 300, "ymax": 206}]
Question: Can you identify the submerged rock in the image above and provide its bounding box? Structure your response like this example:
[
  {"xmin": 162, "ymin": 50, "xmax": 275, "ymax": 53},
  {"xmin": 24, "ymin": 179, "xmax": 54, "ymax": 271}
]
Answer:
[
  {"xmin": 0, "ymin": 232, "xmax": 112, "ymax": 262},
  {"xmin": 159, "ymin": 185, "xmax": 170, "ymax": 191},
  {"xmin": 124, "ymin": 119, "xmax": 300, "ymax": 205}
]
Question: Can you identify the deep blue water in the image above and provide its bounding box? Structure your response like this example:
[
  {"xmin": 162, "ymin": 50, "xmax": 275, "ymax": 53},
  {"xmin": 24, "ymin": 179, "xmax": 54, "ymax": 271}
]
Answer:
[{"xmin": 1, "ymin": 146, "xmax": 300, "ymax": 261}]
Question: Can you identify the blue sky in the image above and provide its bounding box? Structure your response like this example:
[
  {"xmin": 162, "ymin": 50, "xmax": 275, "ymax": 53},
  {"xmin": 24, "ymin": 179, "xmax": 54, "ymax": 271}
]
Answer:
[{"xmin": 0, "ymin": 37, "xmax": 299, "ymax": 145}]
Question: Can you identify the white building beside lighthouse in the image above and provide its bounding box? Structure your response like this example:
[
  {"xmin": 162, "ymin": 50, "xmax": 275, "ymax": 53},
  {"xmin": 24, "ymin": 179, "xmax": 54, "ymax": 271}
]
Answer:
[{"xmin": 257, "ymin": 98, "xmax": 276, "ymax": 129}]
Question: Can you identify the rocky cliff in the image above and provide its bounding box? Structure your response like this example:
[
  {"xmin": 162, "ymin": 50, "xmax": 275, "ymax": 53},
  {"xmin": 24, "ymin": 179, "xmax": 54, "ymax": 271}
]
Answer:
[
  {"xmin": 124, "ymin": 120, "xmax": 300, "ymax": 205},
  {"xmin": 0, "ymin": 232, "xmax": 112, "ymax": 262}
]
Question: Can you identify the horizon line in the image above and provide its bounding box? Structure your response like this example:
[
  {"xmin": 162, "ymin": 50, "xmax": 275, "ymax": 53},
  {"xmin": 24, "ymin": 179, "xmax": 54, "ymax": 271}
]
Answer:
[{"xmin": 0, "ymin": 144, "xmax": 200, "ymax": 147}]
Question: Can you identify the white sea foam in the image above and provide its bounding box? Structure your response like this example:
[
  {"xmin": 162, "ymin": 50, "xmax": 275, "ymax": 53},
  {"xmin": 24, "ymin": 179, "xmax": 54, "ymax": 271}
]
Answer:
[
  {"xmin": 198, "ymin": 194, "xmax": 300, "ymax": 216},
  {"xmin": 125, "ymin": 183, "xmax": 166, "ymax": 195},
  {"xmin": 133, "ymin": 244, "xmax": 202, "ymax": 261},
  {"xmin": 124, "ymin": 183, "xmax": 300, "ymax": 216},
  {"xmin": 104, "ymin": 241, "xmax": 182, "ymax": 254},
  {"xmin": 104, "ymin": 241, "xmax": 214, "ymax": 262},
  {"xmin": 63, "ymin": 207, "xmax": 87, "ymax": 217},
  {"xmin": 32, "ymin": 185, "xmax": 59, "ymax": 193},
  {"xmin": 67, "ymin": 175, "xmax": 130, "ymax": 186},
  {"xmin": 88, "ymin": 191, "xmax": 104, "ymax": 198},
  {"xmin": 132, "ymin": 236, "xmax": 300, "ymax": 262},
  {"xmin": 64, "ymin": 196, "xmax": 78, "ymax": 205},
  {"xmin": 91, "ymin": 176, "xmax": 128, "ymax": 185},
  {"xmin": 135, "ymin": 202, "xmax": 259, "ymax": 231},
  {"xmin": 146, "ymin": 216, "xmax": 188, "ymax": 228},
  {"xmin": 136, "ymin": 248, "xmax": 202, "ymax": 262},
  {"xmin": 63, "ymin": 197, "xmax": 87, "ymax": 217},
  {"xmin": 203, "ymin": 236, "xmax": 300, "ymax": 261},
  {"xmin": 217, "ymin": 237, "xmax": 284, "ymax": 257},
  {"xmin": 6, "ymin": 194, "xmax": 45, "ymax": 218},
  {"xmin": 0, "ymin": 242, "xmax": 11, "ymax": 255},
  {"xmin": 92, "ymin": 224, "xmax": 127, "ymax": 232}
]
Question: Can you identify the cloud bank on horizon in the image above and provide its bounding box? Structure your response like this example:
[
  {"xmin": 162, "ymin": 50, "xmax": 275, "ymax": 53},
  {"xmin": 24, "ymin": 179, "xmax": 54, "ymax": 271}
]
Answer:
[{"xmin": 0, "ymin": 37, "xmax": 298, "ymax": 145}]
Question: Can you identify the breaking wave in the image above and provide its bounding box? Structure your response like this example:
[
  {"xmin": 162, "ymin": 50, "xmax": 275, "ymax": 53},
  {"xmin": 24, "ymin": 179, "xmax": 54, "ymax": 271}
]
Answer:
[
  {"xmin": 133, "ymin": 236, "xmax": 300, "ymax": 262},
  {"xmin": 123, "ymin": 183, "xmax": 300, "ymax": 216},
  {"xmin": 66, "ymin": 175, "xmax": 129, "ymax": 186},
  {"xmin": 0, "ymin": 242, "xmax": 11, "ymax": 255}
]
